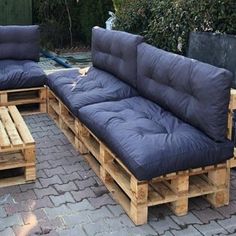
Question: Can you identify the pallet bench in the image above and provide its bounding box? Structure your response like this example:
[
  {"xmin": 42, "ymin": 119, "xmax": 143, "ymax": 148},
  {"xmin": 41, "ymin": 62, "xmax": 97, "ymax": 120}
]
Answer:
[
  {"xmin": 47, "ymin": 87, "xmax": 232, "ymax": 225},
  {"xmin": 0, "ymin": 87, "xmax": 47, "ymax": 115},
  {"xmin": 0, "ymin": 106, "xmax": 36, "ymax": 187}
]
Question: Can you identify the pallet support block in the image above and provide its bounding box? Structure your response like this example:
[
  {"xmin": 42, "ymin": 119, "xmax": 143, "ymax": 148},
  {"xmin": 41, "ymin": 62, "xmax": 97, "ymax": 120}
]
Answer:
[{"xmin": 206, "ymin": 168, "xmax": 230, "ymax": 207}]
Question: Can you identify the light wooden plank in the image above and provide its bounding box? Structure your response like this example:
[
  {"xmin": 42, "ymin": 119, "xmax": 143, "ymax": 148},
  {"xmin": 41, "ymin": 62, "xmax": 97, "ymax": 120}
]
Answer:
[
  {"xmin": 8, "ymin": 106, "xmax": 35, "ymax": 145},
  {"xmin": 0, "ymin": 107, "xmax": 23, "ymax": 147},
  {"xmin": 0, "ymin": 120, "xmax": 11, "ymax": 149}
]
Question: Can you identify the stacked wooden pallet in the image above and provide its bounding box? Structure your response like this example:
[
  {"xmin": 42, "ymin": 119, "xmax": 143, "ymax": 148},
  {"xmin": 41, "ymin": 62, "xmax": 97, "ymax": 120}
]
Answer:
[
  {"xmin": 47, "ymin": 88, "xmax": 231, "ymax": 225},
  {"xmin": 0, "ymin": 87, "xmax": 46, "ymax": 115},
  {"xmin": 0, "ymin": 106, "xmax": 36, "ymax": 187}
]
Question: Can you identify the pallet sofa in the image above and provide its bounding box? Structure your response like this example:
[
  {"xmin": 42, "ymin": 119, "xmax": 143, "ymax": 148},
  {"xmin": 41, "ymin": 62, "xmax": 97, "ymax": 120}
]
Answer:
[
  {"xmin": 0, "ymin": 25, "xmax": 47, "ymax": 113},
  {"xmin": 1, "ymin": 25, "xmax": 236, "ymax": 225},
  {"xmin": 46, "ymin": 27, "xmax": 235, "ymax": 225}
]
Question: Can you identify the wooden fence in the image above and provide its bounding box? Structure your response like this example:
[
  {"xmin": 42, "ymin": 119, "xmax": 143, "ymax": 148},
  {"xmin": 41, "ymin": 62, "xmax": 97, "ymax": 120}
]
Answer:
[{"xmin": 0, "ymin": 0, "xmax": 32, "ymax": 25}]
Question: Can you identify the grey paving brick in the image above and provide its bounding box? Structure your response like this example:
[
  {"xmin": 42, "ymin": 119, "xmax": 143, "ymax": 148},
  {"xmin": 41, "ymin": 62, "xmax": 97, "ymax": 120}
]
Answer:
[
  {"xmin": 0, "ymin": 186, "xmax": 21, "ymax": 197},
  {"xmin": 194, "ymin": 220, "xmax": 228, "ymax": 236},
  {"xmin": 171, "ymin": 225, "xmax": 202, "ymax": 236},
  {"xmin": 35, "ymin": 186, "xmax": 58, "ymax": 199},
  {"xmin": 12, "ymin": 190, "xmax": 37, "ymax": 202},
  {"xmin": 0, "ymin": 214, "xmax": 24, "ymax": 231},
  {"xmin": 50, "ymin": 192, "xmax": 75, "ymax": 206},
  {"xmin": 0, "ymin": 206, "xmax": 7, "ymax": 218},
  {"xmin": 54, "ymin": 182, "xmax": 78, "ymax": 193},
  {"xmin": 87, "ymin": 206, "xmax": 114, "ymax": 222},
  {"xmin": 192, "ymin": 208, "xmax": 224, "ymax": 224},
  {"xmin": 79, "ymin": 169, "xmax": 96, "ymax": 179},
  {"xmin": 40, "ymin": 175, "xmax": 63, "ymax": 188},
  {"xmin": 0, "ymin": 227, "xmax": 15, "ymax": 236},
  {"xmin": 71, "ymin": 188, "xmax": 96, "ymax": 202},
  {"xmin": 37, "ymin": 169, "xmax": 48, "ymax": 178},
  {"xmin": 149, "ymin": 216, "xmax": 180, "ymax": 235},
  {"xmin": 107, "ymin": 205, "xmax": 125, "ymax": 217},
  {"xmin": 63, "ymin": 163, "xmax": 85, "ymax": 174},
  {"xmin": 19, "ymin": 180, "xmax": 42, "ymax": 191},
  {"xmin": 67, "ymin": 199, "xmax": 93, "ymax": 212},
  {"xmin": 62, "ymin": 211, "xmax": 91, "ymax": 226},
  {"xmin": 89, "ymin": 193, "xmax": 115, "ymax": 208},
  {"xmin": 44, "ymin": 205, "xmax": 71, "ymax": 219},
  {"xmin": 75, "ymin": 177, "xmax": 97, "ymax": 190},
  {"xmin": 216, "ymin": 200, "xmax": 236, "ymax": 218},
  {"xmin": 45, "ymin": 166, "xmax": 66, "ymax": 177},
  {"xmin": 171, "ymin": 212, "xmax": 202, "ymax": 226},
  {"xmin": 59, "ymin": 172, "xmax": 81, "ymax": 184},
  {"xmin": 57, "ymin": 226, "xmax": 87, "ymax": 236},
  {"xmin": 217, "ymin": 215, "xmax": 236, "ymax": 233},
  {"xmin": 91, "ymin": 185, "xmax": 109, "ymax": 197}
]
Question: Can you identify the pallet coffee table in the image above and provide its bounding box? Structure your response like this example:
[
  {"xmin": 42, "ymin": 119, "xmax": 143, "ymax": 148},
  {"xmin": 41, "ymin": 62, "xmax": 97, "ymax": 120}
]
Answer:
[{"xmin": 0, "ymin": 106, "xmax": 36, "ymax": 187}]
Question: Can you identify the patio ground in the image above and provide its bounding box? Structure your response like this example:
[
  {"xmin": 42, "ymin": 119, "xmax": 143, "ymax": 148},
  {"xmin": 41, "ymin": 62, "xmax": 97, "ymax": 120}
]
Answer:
[{"xmin": 0, "ymin": 114, "xmax": 236, "ymax": 236}]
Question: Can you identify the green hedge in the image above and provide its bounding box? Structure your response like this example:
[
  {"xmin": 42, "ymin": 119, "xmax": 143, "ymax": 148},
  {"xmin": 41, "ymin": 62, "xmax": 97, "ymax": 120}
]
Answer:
[
  {"xmin": 115, "ymin": 0, "xmax": 236, "ymax": 54},
  {"xmin": 33, "ymin": 0, "xmax": 114, "ymax": 49}
]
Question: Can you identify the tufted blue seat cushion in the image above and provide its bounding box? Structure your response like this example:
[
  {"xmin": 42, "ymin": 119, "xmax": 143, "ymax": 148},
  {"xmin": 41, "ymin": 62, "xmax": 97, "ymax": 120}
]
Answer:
[
  {"xmin": 46, "ymin": 67, "xmax": 138, "ymax": 116},
  {"xmin": 0, "ymin": 60, "xmax": 46, "ymax": 90},
  {"xmin": 92, "ymin": 27, "xmax": 143, "ymax": 87},
  {"xmin": 78, "ymin": 97, "xmax": 234, "ymax": 180},
  {"xmin": 0, "ymin": 25, "xmax": 40, "ymax": 61},
  {"xmin": 137, "ymin": 43, "xmax": 233, "ymax": 142}
]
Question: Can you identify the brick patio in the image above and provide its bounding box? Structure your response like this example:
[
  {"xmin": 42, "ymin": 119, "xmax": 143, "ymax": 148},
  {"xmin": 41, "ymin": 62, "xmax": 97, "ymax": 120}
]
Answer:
[{"xmin": 0, "ymin": 114, "xmax": 236, "ymax": 236}]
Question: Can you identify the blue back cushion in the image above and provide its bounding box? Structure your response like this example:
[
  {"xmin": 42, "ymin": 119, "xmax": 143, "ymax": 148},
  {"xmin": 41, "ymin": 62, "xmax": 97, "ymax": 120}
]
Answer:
[
  {"xmin": 0, "ymin": 25, "xmax": 40, "ymax": 61},
  {"xmin": 92, "ymin": 27, "xmax": 143, "ymax": 87},
  {"xmin": 137, "ymin": 43, "xmax": 233, "ymax": 141}
]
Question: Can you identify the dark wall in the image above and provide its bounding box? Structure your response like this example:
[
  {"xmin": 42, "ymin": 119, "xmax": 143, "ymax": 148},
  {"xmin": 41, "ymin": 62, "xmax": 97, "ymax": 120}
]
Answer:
[{"xmin": 188, "ymin": 32, "xmax": 236, "ymax": 88}]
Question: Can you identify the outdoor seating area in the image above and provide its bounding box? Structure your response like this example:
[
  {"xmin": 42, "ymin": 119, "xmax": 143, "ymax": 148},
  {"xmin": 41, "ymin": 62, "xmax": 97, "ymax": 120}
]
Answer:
[{"xmin": 0, "ymin": 2, "xmax": 236, "ymax": 234}]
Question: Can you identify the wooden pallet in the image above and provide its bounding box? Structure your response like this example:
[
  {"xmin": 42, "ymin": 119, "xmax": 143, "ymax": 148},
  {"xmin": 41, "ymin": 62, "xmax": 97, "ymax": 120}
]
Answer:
[
  {"xmin": 227, "ymin": 89, "xmax": 236, "ymax": 168},
  {"xmin": 0, "ymin": 87, "xmax": 47, "ymax": 115},
  {"xmin": 47, "ymin": 89, "xmax": 88, "ymax": 154},
  {"xmin": 0, "ymin": 106, "xmax": 36, "ymax": 187},
  {"xmin": 47, "ymin": 88, "xmax": 231, "ymax": 225}
]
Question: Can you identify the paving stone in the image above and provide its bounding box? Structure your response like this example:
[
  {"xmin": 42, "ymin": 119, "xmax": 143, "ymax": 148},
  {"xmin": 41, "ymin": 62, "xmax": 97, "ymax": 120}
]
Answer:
[
  {"xmin": 0, "ymin": 214, "xmax": 24, "ymax": 231},
  {"xmin": 54, "ymin": 182, "xmax": 78, "ymax": 193},
  {"xmin": 67, "ymin": 199, "xmax": 93, "ymax": 212},
  {"xmin": 79, "ymin": 169, "xmax": 96, "ymax": 179},
  {"xmin": 87, "ymin": 206, "xmax": 114, "ymax": 222},
  {"xmin": 91, "ymin": 185, "xmax": 109, "ymax": 197},
  {"xmin": 57, "ymin": 226, "xmax": 87, "ymax": 236},
  {"xmin": 190, "ymin": 197, "xmax": 211, "ymax": 210},
  {"xmin": 0, "ymin": 206, "xmax": 7, "ymax": 218},
  {"xmin": 34, "ymin": 186, "xmax": 58, "ymax": 199},
  {"xmin": 37, "ymin": 169, "xmax": 48, "ymax": 178},
  {"xmin": 44, "ymin": 205, "xmax": 71, "ymax": 219},
  {"xmin": 0, "ymin": 227, "xmax": 15, "ymax": 236},
  {"xmin": 37, "ymin": 161, "xmax": 51, "ymax": 170},
  {"xmin": 62, "ymin": 211, "xmax": 91, "ymax": 226},
  {"xmin": 50, "ymin": 192, "xmax": 75, "ymax": 206},
  {"xmin": 149, "ymin": 216, "xmax": 180, "ymax": 235},
  {"xmin": 107, "ymin": 205, "xmax": 125, "ymax": 217},
  {"xmin": 63, "ymin": 163, "xmax": 85, "ymax": 174},
  {"xmin": 12, "ymin": 190, "xmax": 37, "ymax": 202},
  {"xmin": 171, "ymin": 225, "xmax": 202, "ymax": 236},
  {"xmin": 89, "ymin": 193, "xmax": 115, "ymax": 208},
  {"xmin": 59, "ymin": 172, "xmax": 81, "ymax": 184},
  {"xmin": 45, "ymin": 166, "xmax": 66, "ymax": 177},
  {"xmin": 192, "ymin": 208, "xmax": 224, "ymax": 224},
  {"xmin": 75, "ymin": 177, "xmax": 97, "ymax": 190},
  {"xmin": 217, "ymin": 215, "xmax": 236, "ymax": 234},
  {"xmin": 171, "ymin": 212, "xmax": 202, "ymax": 226},
  {"xmin": 216, "ymin": 200, "xmax": 236, "ymax": 218},
  {"xmin": 19, "ymin": 181, "xmax": 42, "ymax": 191},
  {"xmin": 71, "ymin": 188, "xmax": 96, "ymax": 202},
  {"xmin": 40, "ymin": 175, "xmax": 63, "ymax": 188},
  {"xmin": 0, "ymin": 186, "xmax": 21, "ymax": 197},
  {"xmin": 194, "ymin": 220, "xmax": 228, "ymax": 236}
]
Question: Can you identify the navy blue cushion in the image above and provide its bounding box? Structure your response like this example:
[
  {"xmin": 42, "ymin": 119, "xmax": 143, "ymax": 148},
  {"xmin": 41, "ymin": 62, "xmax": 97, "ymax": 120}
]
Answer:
[
  {"xmin": 0, "ymin": 60, "xmax": 46, "ymax": 90},
  {"xmin": 0, "ymin": 25, "xmax": 40, "ymax": 61},
  {"xmin": 92, "ymin": 27, "xmax": 143, "ymax": 87},
  {"xmin": 47, "ymin": 67, "xmax": 138, "ymax": 116},
  {"xmin": 137, "ymin": 43, "xmax": 233, "ymax": 142},
  {"xmin": 78, "ymin": 97, "xmax": 234, "ymax": 181}
]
